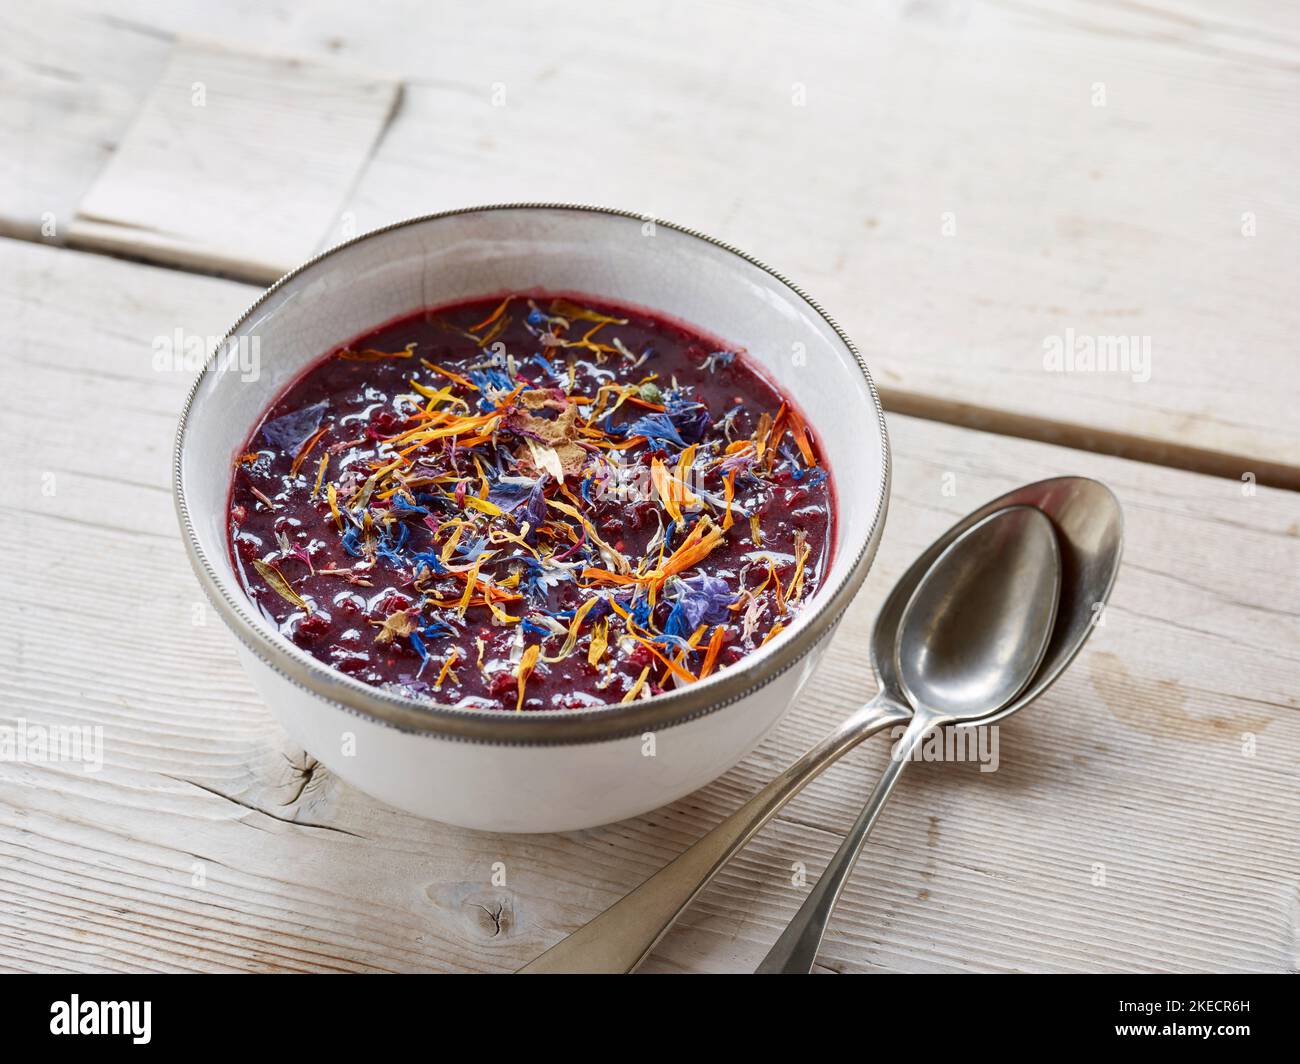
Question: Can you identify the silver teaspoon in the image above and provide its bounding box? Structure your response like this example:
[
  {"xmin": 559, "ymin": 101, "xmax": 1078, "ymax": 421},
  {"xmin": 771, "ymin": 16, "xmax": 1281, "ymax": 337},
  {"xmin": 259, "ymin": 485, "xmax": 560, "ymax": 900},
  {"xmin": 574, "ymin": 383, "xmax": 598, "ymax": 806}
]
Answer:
[{"xmin": 756, "ymin": 505, "xmax": 1061, "ymax": 973}]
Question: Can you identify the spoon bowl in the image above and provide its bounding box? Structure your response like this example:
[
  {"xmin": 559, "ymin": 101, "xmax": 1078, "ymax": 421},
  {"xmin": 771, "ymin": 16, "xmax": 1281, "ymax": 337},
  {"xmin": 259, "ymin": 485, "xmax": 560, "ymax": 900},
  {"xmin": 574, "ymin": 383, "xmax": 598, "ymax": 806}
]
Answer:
[
  {"xmin": 874, "ymin": 475, "xmax": 1123, "ymax": 722},
  {"xmin": 897, "ymin": 505, "xmax": 1060, "ymax": 721}
]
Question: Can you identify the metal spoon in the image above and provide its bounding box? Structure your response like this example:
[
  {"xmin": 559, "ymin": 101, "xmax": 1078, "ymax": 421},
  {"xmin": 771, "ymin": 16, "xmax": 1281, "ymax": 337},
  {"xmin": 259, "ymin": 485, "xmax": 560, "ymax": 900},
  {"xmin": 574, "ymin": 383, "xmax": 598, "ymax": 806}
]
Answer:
[
  {"xmin": 756, "ymin": 505, "xmax": 1061, "ymax": 973},
  {"xmin": 517, "ymin": 476, "xmax": 1122, "ymax": 974}
]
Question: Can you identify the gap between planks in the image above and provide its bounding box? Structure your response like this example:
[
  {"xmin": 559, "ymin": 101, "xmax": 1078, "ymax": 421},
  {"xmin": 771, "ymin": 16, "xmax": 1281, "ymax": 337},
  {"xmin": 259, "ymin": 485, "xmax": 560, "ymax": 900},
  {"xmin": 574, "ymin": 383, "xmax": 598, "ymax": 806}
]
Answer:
[{"xmin": 6, "ymin": 233, "xmax": 1298, "ymax": 492}]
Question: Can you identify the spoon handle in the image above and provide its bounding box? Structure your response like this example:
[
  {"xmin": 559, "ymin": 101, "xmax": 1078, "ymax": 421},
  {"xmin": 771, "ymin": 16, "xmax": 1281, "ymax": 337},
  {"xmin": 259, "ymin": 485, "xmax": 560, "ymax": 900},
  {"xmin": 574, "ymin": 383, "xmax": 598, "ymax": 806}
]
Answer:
[
  {"xmin": 517, "ymin": 692, "xmax": 912, "ymax": 973},
  {"xmin": 755, "ymin": 708, "xmax": 942, "ymax": 973}
]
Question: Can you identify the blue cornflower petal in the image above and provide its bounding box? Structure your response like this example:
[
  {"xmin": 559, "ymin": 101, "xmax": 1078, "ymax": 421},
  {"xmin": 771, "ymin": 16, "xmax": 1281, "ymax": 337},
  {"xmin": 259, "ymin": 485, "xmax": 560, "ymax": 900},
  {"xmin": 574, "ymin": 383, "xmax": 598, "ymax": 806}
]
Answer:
[
  {"xmin": 390, "ymin": 495, "xmax": 430, "ymax": 517},
  {"xmin": 487, "ymin": 474, "xmax": 539, "ymax": 513},
  {"xmin": 627, "ymin": 412, "xmax": 685, "ymax": 446},
  {"xmin": 409, "ymin": 550, "xmax": 447, "ymax": 575},
  {"xmin": 341, "ymin": 525, "xmax": 363, "ymax": 558},
  {"xmin": 678, "ymin": 573, "xmax": 733, "ymax": 627},
  {"xmin": 261, "ymin": 400, "xmax": 328, "ymax": 453}
]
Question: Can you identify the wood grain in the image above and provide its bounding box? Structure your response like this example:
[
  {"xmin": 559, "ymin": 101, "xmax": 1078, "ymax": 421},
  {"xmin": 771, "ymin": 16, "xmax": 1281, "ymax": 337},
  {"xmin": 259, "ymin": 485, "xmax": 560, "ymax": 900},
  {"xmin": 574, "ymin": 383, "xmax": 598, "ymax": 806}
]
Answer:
[
  {"xmin": 0, "ymin": 1, "xmax": 170, "ymax": 244},
  {"xmin": 1, "ymin": 238, "xmax": 1296, "ymax": 973}
]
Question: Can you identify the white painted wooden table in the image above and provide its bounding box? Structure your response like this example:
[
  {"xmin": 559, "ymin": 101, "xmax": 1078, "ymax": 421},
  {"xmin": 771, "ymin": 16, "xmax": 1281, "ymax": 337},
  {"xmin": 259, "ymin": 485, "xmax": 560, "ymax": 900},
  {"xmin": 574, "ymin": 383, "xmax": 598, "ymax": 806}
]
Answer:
[{"xmin": 1, "ymin": 1, "xmax": 1297, "ymax": 973}]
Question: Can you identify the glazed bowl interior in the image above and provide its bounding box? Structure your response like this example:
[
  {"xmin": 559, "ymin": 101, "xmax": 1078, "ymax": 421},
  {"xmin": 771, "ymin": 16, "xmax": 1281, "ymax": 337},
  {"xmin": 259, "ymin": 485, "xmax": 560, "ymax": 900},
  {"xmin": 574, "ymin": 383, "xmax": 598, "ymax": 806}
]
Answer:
[{"xmin": 177, "ymin": 205, "xmax": 888, "ymax": 739}]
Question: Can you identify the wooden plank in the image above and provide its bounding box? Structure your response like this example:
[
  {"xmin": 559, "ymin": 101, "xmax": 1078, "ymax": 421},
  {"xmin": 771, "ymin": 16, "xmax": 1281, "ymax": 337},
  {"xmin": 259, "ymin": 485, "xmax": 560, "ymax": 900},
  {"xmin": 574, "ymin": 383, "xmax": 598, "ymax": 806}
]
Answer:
[
  {"xmin": 1, "ymin": 238, "xmax": 1296, "ymax": 972},
  {"xmin": 0, "ymin": 2, "xmax": 170, "ymax": 243},
  {"xmin": 3, "ymin": 0, "xmax": 1298, "ymax": 486},
  {"xmin": 66, "ymin": 37, "xmax": 400, "ymax": 280}
]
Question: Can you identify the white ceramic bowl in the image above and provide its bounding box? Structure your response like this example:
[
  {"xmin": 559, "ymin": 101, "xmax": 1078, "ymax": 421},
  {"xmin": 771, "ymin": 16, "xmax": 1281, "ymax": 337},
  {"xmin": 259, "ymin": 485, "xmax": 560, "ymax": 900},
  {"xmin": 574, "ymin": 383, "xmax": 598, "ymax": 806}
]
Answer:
[{"xmin": 175, "ymin": 205, "xmax": 889, "ymax": 832}]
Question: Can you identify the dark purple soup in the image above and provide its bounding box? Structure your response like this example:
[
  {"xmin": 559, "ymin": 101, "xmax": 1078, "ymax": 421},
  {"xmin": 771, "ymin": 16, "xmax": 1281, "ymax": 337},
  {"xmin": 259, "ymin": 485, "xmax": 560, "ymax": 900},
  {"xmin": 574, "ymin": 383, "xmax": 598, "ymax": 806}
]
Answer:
[{"xmin": 228, "ymin": 294, "xmax": 834, "ymax": 711}]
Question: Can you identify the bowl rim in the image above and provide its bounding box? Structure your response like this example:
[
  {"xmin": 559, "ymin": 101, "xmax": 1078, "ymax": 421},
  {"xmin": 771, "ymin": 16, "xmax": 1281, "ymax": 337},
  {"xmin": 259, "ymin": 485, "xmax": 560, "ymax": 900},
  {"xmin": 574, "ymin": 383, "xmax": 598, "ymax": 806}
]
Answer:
[{"xmin": 174, "ymin": 202, "xmax": 891, "ymax": 746}]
